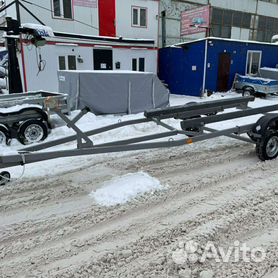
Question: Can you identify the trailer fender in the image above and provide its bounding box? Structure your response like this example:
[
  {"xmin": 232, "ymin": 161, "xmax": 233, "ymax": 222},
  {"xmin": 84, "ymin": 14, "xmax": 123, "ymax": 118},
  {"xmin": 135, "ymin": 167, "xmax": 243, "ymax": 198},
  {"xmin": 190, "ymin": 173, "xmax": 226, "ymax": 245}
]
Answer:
[
  {"xmin": 249, "ymin": 114, "xmax": 278, "ymax": 140},
  {"xmin": 20, "ymin": 107, "xmax": 49, "ymax": 122},
  {"xmin": 0, "ymin": 107, "xmax": 49, "ymax": 122}
]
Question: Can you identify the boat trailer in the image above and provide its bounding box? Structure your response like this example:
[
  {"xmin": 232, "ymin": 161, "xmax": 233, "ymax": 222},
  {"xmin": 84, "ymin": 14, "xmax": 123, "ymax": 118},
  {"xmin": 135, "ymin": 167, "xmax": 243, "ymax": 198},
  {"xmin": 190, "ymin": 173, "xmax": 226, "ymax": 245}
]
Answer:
[{"xmin": 0, "ymin": 96, "xmax": 278, "ymax": 184}]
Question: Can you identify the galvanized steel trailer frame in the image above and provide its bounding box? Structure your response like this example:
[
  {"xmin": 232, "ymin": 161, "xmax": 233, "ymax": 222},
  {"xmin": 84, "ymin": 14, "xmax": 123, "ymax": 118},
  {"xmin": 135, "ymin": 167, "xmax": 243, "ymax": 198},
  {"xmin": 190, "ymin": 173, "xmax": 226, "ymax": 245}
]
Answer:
[{"xmin": 1, "ymin": 96, "xmax": 278, "ymax": 176}]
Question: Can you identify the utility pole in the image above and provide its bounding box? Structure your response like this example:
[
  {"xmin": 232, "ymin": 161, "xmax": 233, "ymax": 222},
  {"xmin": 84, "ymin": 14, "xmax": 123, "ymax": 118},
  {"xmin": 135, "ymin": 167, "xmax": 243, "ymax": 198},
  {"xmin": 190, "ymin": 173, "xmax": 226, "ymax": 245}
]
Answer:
[
  {"xmin": 15, "ymin": 0, "xmax": 21, "ymax": 25},
  {"xmin": 161, "ymin": 10, "xmax": 166, "ymax": 48},
  {"xmin": 6, "ymin": 17, "xmax": 23, "ymax": 93},
  {"xmin": 0, "ymin": 0, "xmax": 46, "ymax": 93}
]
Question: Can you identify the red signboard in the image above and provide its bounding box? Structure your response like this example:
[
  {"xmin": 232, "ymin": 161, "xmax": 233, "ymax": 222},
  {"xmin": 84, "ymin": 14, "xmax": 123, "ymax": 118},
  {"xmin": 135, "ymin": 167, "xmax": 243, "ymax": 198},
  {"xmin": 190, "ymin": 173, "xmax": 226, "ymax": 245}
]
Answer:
[
  {"xmin": 74, "ymin": 0, "xmax": 98, "ymax": 8},
  {"xmin": 180, "ymin": 5, "xmax": 210, "ymax": 36}
]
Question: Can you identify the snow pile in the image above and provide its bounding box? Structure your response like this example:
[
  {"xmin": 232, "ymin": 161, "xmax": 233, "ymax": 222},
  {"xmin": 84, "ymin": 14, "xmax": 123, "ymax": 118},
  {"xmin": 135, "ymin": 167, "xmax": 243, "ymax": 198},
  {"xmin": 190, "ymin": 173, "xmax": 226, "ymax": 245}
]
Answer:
[{"xmin": 90, "ymin": 172, "xmax": 163, "ymax": 206}]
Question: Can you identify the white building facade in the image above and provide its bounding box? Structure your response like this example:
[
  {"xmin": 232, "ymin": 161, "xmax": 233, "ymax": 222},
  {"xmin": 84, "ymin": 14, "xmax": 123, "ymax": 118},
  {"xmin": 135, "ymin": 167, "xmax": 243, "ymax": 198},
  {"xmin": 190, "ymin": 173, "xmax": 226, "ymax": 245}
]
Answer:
[
  {"xmin": 160, "ymin": 0, "xmax": 278, "ymax": 46},
  {"xmin": 0, "ymin": 0, "xmax": 160, "ymax": 92},
  {"xmin": 1, "ymin": 0, "xmax": 159, "ymax": 44},
  {"xmin": 20, "ymin": 36, "xmax": 158, "ymax": 92}
]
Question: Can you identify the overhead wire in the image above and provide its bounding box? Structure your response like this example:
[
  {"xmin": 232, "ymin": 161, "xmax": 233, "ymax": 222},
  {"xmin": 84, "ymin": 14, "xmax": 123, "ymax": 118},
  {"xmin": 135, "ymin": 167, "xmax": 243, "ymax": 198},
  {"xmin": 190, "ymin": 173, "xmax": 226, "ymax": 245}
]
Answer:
[{"xmin": 21, "ymin": 0, "xmax": 99, "ymax": 31}]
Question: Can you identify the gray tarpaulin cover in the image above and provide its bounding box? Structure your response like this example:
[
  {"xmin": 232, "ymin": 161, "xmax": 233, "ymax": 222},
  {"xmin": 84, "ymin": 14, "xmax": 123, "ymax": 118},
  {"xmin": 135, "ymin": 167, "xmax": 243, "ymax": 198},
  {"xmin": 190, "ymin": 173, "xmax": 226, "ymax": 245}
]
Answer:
[{"xmin": 58, "ymin": 70, "xmax": 169, "ymax": 114}]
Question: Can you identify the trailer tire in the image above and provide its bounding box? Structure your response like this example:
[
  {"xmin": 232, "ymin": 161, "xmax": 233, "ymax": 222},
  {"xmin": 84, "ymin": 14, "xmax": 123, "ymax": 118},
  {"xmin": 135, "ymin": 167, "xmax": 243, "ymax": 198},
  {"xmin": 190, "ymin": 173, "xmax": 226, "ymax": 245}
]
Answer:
[
  {"xmin": 242, "ymin": 88, "xmax": 254, "ymax": 97},
  {"xmin": 0, "ymin": 125, "xmax": 10, "ymax": 145},
  {"xmin": 256, "ymin": 130, "xmax": 278, "ymax": 161},
  {"xmin": 18, "ymin": 119, "xmax": 48, "ymax": 145},
  {"xmin": 0, "ymin": 171, "xmax": 10, "ymax": 186}
]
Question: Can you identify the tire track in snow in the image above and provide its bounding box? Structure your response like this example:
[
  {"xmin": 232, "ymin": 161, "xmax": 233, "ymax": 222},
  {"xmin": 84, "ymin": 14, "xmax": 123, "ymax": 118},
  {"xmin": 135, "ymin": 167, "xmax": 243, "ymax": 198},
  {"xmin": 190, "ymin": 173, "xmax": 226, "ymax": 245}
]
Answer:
[{"xmin": 0, "ymin": 140, "xmax": 278, "ymax": 277}]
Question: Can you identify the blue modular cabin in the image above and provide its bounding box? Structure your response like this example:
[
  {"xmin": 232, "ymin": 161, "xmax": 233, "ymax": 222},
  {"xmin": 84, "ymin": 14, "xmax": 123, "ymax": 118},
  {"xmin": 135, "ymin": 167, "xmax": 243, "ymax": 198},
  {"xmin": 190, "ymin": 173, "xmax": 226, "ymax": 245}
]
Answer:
[{"xmin": 159, "ymin": 37, "xmax": 278, "ymax": 97}]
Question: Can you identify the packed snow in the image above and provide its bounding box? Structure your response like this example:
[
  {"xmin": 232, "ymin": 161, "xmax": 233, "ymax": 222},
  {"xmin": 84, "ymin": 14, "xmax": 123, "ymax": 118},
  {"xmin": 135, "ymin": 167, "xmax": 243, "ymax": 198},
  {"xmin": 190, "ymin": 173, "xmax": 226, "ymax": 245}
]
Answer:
[
  {"xmin": 1, "ymin": 92, "xmax": 278, "ymax": 278},
  {"xmin": 89, "ymin": 171, "xmax": 163, "ymax": 206}
]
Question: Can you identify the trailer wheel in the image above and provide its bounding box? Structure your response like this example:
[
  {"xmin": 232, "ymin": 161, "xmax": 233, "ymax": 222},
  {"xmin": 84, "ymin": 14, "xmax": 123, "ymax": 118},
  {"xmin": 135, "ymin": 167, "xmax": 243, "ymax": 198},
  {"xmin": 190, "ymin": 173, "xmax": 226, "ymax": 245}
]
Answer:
[
  {"xmin": 0, "ymin": 171, "xmax": 10, "ymax": 186},
  {"xmin": 0, "ymin": 125, "xmax": 10, "ymax": 145},
  {"xmin": 18, "ymin": 119, "xmax": 48, "ymax": 145},
  {"xmin": 242, "ymin": 88, "xmax": 254, "ymax": 97},
  {"xmin": 256, "ymin": 130, "xmax": 278, "ymax": 161}
]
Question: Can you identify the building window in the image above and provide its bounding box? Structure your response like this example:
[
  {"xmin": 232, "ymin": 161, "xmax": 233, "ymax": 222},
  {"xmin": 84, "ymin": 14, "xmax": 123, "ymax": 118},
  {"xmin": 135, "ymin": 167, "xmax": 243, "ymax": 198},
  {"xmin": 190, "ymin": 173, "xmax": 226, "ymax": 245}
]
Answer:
[
  {"xmin": 211, "ymin": 8, "xmax": 251, "ymax": 39},
  {"xmin": 132, "ymin": 7, "xmax": 147, "ymax": 27},
  {"xmin": 132, "ymin": 58, "xmax": 137, "ymax": 71},
  {"xmin": 68, "ymin": 55, "xmax": 76, "ymax": 70},
  {"xmin": 246, "ymin": 51, "xmax": 262, "ymax": 76},
  {"xmin": 53, "ymin": 0, "xmax": 61, "ymax": 17},
  {"xmin": 52, "ymin": 0, "xmax": 73, "ymax": 19},
  {"xmin": 256, "ymin": 15, "xmax": 278, "ymax": 42},
  {"xmin": 132, "ymin": 58, "xmax": 145, "ymax": 72},
  {"xmin": 260, "ymin": 0, "xmax": 278, "ymax": 4},
  {"xmin": 58, "ymin": 55, "xmax": 76, "ymax": 70},
  {"xmin": 58, "ymin": 56, "xmax": 66, "ymax": 70},
  {"xmin": 211, "ymin": 7, "xmax": 278, "ymax": 42},
  {"xmin": 139, "ymin": 58, "xmax": 145, "ymax": 72}
]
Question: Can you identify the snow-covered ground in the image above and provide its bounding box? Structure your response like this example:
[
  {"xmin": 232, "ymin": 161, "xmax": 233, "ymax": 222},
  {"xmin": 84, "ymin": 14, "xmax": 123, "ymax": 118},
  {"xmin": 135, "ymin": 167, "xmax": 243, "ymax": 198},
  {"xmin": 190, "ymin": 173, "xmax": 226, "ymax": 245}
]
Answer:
[{"xmin": 0, "ymin": 92, "xmax": 278, "ymax": 278}]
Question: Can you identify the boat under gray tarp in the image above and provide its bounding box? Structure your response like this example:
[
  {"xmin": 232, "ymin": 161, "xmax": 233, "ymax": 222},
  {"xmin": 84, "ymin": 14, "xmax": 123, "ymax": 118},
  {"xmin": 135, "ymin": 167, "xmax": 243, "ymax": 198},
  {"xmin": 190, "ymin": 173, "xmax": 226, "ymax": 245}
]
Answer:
[{"xmin": 58, "ymin": 70, "xmax": 169, "ymax": 115}]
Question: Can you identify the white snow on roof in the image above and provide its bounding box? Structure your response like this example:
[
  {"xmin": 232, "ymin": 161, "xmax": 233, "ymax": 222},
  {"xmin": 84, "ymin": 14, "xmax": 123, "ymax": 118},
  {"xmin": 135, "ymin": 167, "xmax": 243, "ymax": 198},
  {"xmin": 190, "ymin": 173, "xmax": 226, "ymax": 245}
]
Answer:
[
  {"xmin": 237, "ymin": 74, "xmax": 275, "ymax": 83},
  {"xmin": 59, "ymin": 70, "xmax": 153, "ymax": 74},
  {"xmin": 21, "ymin": 23, "xmax": 54, "ymax": 37},
  {"xmin": 171, "ymin": 37, "xmax": 278, "ymax": 48},
  {"xmin": 89, "ymin": 172, "xmax": 163, "ymax": 206},
  {"xmin": 55, "ymin": 31, "xmax": 154, "ymax": 42},
  {"xmin": 260, "ymin": 67, "xmax": 278, "ymax": 72}
]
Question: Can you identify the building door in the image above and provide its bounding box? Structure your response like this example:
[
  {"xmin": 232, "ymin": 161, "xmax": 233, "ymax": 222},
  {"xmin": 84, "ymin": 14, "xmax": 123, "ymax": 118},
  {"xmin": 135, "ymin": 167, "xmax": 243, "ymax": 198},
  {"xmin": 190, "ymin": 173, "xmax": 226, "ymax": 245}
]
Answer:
[
  {"xmin": 93, "ymin": 49, "xmax": 113, "ymax": 70},
  {"xmin": 217, "ymin": 53, "xmax": 231, "ymax": 92},
  {"xmin": 98, "ymin": 0, "xmax": 116, "ymax": 37}
]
